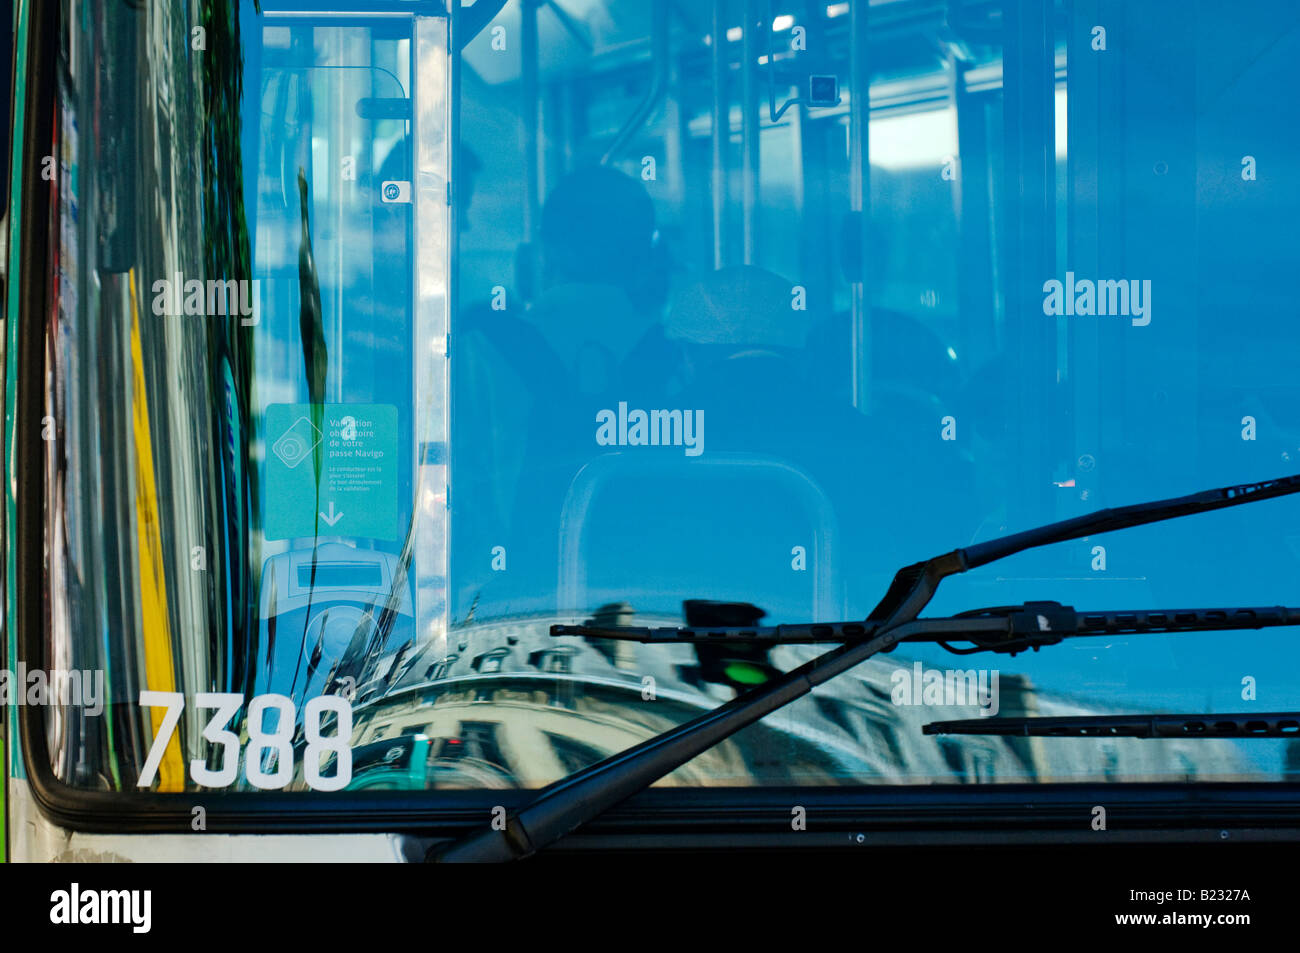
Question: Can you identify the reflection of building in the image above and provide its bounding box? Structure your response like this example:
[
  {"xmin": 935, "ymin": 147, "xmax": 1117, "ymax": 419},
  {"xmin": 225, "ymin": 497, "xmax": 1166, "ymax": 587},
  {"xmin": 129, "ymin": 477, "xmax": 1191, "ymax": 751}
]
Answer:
[{"xmin": 344, "ymin": 610, "xmax": 1260, "ymax": 790}]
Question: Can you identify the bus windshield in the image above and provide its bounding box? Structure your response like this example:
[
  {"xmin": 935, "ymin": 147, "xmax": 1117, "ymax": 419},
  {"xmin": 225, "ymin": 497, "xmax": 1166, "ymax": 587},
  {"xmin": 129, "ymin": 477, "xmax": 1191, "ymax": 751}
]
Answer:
[{"xmin": 21, "ymin": 0, "xmax": 1300, "ymax": 800}]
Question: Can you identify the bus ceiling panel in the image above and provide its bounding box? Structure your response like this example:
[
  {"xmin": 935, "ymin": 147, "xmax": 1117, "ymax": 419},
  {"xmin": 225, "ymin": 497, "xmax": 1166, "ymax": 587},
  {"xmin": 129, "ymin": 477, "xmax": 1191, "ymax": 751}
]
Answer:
[
  {"xmin": 258, "ymin": 1, "xmax": 447, "ymax": 15},
  {"xmin": 461, "ymin": 0, "xmax": 1012, "ymax": 91},
  {"xmin": 462, "ymin": 0, "xmax": 606, "ymax": 86}
]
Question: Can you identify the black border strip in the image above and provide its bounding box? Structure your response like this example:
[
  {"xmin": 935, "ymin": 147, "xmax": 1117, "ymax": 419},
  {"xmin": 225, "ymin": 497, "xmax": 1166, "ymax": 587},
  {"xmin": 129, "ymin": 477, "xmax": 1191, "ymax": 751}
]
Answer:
[
  {"xmin": 11, "ymin": 0, "xmax": 1300, "ymax": 846},
  {"xmin": 13, "ymin": 0, "xmax": 61, "ymax": 829}
]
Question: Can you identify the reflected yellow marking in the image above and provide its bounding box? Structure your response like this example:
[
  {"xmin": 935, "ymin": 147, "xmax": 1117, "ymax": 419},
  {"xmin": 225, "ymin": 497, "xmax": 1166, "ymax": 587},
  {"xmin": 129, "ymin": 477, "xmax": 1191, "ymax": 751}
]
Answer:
[{"xmin": 129, "ymin": 270, "xmax": 185, "ymax": 791}]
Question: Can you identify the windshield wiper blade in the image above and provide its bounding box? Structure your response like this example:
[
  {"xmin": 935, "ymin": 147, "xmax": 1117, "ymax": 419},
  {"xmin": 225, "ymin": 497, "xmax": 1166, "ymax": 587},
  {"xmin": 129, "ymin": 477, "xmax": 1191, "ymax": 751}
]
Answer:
[
  {"xmin": 428, "ymin": 471, "xmax": 1300, "ymax": 862},
  {"xmin": 915, "ymin": 602, "xmax": 1300, "ymax": 655},
  {"xmin": 925, "ymin": 712, "xmax": 1300, "ymax": 738},
  {"xmin": 555, "ymin": 602, "xmax": 1300, "ymax": 651}
]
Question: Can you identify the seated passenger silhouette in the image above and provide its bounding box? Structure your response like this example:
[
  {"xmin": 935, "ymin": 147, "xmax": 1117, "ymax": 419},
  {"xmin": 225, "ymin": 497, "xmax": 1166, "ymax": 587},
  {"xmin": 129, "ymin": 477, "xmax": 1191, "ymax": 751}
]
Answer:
[
  {"xmin": 449, "ymin": 165, "xmax": 672, "ymax": 616},
  {"xmin": 525, "ymin": 165, "xmax": 669, "ymax": 398}
]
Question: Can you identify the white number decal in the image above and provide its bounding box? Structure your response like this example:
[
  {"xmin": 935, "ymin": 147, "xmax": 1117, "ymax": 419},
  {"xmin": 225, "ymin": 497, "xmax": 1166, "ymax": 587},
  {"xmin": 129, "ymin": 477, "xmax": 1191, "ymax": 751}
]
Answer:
[
  {"xmin": 189, "ymin": 692, "xmax": 244, "ymax": 788},
  {"xmin": 303, "ymin": 695, "xmax": 353, "ymax": 792},
  {"xmin": 137, "ymin": 691, "xmax": 185, "ymax": 788},
  {"xmin": 244, "ymin": 694, "xmax": 295, "ymax": 790},
  {"xmin": 136, "ymin": 692, "xmax": 353, "ymax": 791}
]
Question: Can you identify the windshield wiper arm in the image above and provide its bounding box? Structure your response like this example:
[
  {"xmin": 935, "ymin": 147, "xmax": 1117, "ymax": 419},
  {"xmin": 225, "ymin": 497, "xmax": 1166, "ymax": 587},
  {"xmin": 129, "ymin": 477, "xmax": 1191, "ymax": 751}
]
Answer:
[
  {"xmin": 863, "ymin": 472, "xmax": 1300, "ymax": 625},
  {"xmin": 925, "ymin": 712, "xmax": 1300, "ymax": 738},
  {"xmin": 428, "ymin": 472, "xmax": 1300, "ymax": 862}
]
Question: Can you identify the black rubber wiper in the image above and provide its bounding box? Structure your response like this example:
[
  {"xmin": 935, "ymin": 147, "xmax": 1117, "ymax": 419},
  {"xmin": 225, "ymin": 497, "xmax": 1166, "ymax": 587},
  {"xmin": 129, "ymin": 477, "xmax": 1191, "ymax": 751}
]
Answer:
[
  {"xmin": 925, "ymin": 712, "xmax": 1300, "ymax": 738},
  {"xmin": 428, "ymin": 472, "xmax": 1300, "ymax": 862},
  {"xmin": 556, "ymin": 602, "xmax": 1300, "ymax": 654}
]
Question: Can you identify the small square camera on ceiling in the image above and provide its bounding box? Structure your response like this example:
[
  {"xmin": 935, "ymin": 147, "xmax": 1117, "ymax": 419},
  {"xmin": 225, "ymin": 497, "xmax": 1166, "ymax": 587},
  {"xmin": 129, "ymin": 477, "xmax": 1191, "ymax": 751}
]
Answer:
[{"xmin": 808, "ymin": 75, "xmax": 840, "ymax": 107}]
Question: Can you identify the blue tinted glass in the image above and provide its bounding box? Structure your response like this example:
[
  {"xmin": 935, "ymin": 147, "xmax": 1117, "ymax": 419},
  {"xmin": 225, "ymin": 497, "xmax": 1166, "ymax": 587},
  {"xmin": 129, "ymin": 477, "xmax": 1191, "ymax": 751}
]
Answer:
[{"xmin": 449, "ymin": 0, "xmax": 1300, "ymax": 781}]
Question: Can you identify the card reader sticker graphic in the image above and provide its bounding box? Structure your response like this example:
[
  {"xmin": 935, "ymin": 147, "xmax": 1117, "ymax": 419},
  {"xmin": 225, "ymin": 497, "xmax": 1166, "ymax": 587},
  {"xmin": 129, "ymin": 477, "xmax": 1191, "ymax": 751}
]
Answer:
[{"xmin": 271, "ymin": 415, "xmax": 323, "ymax": 470}]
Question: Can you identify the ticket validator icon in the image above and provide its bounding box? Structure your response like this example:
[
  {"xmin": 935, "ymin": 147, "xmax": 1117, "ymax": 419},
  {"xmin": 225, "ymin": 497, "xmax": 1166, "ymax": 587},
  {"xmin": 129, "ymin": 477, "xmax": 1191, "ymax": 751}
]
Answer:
[{"xmin": 271, "ymin": 416, "xmax": 323, "ymax": 469}]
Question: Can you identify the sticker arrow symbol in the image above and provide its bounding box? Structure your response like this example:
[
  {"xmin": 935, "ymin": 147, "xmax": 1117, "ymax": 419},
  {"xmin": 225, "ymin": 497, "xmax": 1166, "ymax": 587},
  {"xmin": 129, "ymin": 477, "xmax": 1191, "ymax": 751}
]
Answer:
[{"xmin": 320, "ymin": 502, "xmax": 344, "ymax": 527}]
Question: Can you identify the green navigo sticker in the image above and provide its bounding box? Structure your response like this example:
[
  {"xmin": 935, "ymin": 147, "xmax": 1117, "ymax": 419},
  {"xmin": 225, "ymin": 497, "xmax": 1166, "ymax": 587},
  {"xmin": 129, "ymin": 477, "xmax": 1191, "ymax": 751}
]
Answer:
[{"xmin": 265, "ymin": 403, "xmax": 399, "ymax": 541}]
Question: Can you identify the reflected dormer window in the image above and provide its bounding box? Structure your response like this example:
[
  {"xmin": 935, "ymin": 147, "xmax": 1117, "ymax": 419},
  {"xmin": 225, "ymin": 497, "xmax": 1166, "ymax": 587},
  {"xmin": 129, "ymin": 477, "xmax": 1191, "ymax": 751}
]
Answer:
[
  {"xmin": 473, "ymin": 648, "xmax": 510, "ymax": 674},
  {"xmin": 529, "ymin": 647, "xmax": 577, "ymax": 674}
]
